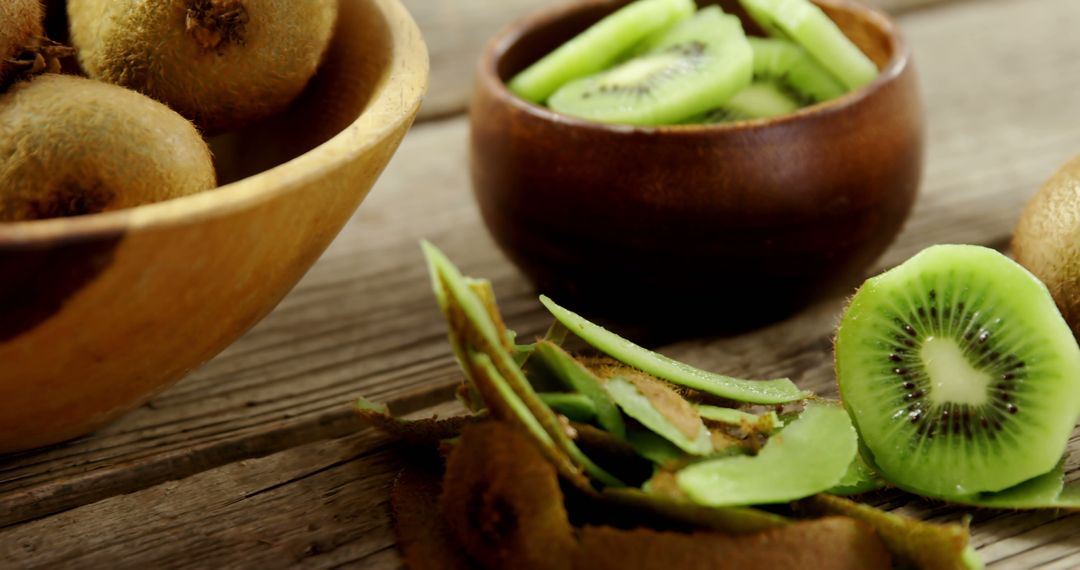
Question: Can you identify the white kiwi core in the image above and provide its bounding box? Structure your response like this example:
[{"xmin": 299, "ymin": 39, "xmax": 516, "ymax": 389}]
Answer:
[{"xmin": 920, "ymin": 336, "xmax": 991, "ymax": 406}]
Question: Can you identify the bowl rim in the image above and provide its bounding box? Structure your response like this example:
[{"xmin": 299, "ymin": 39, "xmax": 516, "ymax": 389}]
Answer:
[
  {"xmin": 0, "ymin": 0, "xmax": 429, "ymax": 245},
  {"xmin": 478, "ymin": 0, "xmax": 910, "ymax": 136}
]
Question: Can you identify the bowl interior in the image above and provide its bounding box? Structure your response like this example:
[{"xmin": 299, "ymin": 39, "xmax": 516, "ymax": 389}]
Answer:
[{"xmin": 494, "ymin": 0, "xmax": 895, "ymax": 96}]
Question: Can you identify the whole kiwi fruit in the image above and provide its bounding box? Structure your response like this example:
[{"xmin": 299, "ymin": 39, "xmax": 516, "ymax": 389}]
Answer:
[
  {"xmin": 0, "ymin": 0, "xmax": 45, "ymax": 86},
  {"xmin": 68, "ymin": 0, "xmax": 338, "ymax": 134},
  {"xmin": 0, "ymin": 75, "xmax": 216, "ymax": 222},
  {"xmin": 1012, "ymin": 155, "xmax": 1080, "ymax": 339}
]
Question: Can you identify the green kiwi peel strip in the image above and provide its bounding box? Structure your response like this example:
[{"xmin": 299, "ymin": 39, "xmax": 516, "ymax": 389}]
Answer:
[
  {"xmin": 539, "ymin": 392, "xmax": 598, "ymax": 423},
  {"xmin": 677, "ymin": 403, "xmax": 857, "ymax": 506},
  {"xmin": 828, "ymin": 453, "xmax": 886, "ymax": 496},
  {"xmin": 607, "ymin": 376, "xmax": 713, "ymax": 455},
  {"xmin": 947, "ymin": 463, "xmax": 1080, "ymax": 510},
  {"xmin": 423, "ymin": 242, "xmax": 623, "ymax": 487},
  {"xmin": 531, "ymin": 341, "xmax": 627, "ymax": 438},
  {"xmin": 600, "ymin": 487, "xmax": 789, "ymax": 534},
  {"xmin": 539, "ymin": 295, "xmax": 811, "ymax": 404}
]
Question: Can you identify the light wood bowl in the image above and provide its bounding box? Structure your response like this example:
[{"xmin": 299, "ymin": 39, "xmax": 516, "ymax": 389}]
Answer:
[
  {"xmin": 471, "ymin": 0, "xmax": 923, "ymax": 331},
  {"xmin": 0, "ymin": 0, "xmax": 428, "ymax": 453}
]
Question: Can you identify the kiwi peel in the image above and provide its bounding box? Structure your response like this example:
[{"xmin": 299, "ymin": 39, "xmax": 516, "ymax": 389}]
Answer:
[
  {"xmin": 540, "ymin": 295, "xmax": 810, "ymax": 404},
  {"xmin": 529, "ymin": 340, "xmax": 627, "ymax": 438},
  {"xmin": 606, "ymin": 376, "xmax": 713, "ymax": 455},
  {"xmin": 677, "ymin": 403, "xmax": 858, "ymax": 506},
  {"xmin": 835, "ymin": 244, "xmax": 1080, "ymax": 499},
  {"xmin": 538, "ymin": 392, "xmax": 598, "ymax": 423}
]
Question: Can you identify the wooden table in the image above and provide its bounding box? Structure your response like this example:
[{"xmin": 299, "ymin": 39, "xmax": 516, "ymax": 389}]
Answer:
[{"xmin": 3, "ymin": 0, "xmax": 1080, "ymax": 567}]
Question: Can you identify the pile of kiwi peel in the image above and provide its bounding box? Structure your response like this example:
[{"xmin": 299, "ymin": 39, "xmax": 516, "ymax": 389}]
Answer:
[
  {"xmin": 0, "ymin": 0, "xmax": 338, "ymax": 222},
  {"xmin": 358, "ymin": 242, "xmax": 994, "ymax": 570},
  {"xmin": 508, "ymin": 0, "xmax": 879, "ymax": 126}
]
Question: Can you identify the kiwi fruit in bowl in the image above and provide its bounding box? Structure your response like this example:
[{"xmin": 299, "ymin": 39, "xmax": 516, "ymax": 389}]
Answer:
[
  {"xmin": 0, "ymin": 0, "xmax": 45, "ymax": 85},
  {"xmin": 68, "ymin": 0, "xmax": 339, "ymax": 134},
  {"xmin": 835, "ymin": 244, "xmax": 1080, "ymax": 499},
  {"xmin": 0, "ymin": 74, "xmax": 215, "ymax": 222}
]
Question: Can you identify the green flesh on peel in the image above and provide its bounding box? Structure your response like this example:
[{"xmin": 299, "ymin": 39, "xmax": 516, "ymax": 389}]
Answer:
[
  {"xmin": 422, "ymin": 242, "xmax": 623, "ymax": 487},
  {"xmin": 827, "ymin": 452, "xmax": 885, "ymax": 496},
  {"xmin": 548, "ymin": 7, "xmax": 753, "ymax": 126},
  {"xmin": 835, "ymin": 244, "xmax": 1080, "ymax": 499},
  {"xmin": 747, "ymin": 37, "xmax": 846, "ymax": 102},
  {"xmin": 697, "ymin": 405, "xmax": 783, "ymax": 434},
  {"xmin": 626, "ymin": 426, "xmax": 693, "ymax": 468},
  {"xmin": 531, "ymin": 341, "xmax": 627, "ymax": 438},
  {"xmin": 508, "ymin": 0, "xmax": 694, "ymax": 103},
  {"xmin": 677, "ymin": 403, "xmax": 857, "ymax": 506},
  {"xmin": 950, "ymin": 463, "xmax": 1080, "ymax": 510},
  {"xmin": 540, "ymin": 295, "xmax": 810, "ymax": 404},
  {"xmin": 740, "ymin": 0, "xmax": 877, "ymax": 91},
  {"xmin": 538, "ymin": 392, "xmax": 599, "ymax": 423},
  {"xmin": 798, "ymin": 494, "xmax": 981, "ymax": 570},
  {"xmin": 607, "ymin": 376, "xmax": 713, "ymax": 455}
]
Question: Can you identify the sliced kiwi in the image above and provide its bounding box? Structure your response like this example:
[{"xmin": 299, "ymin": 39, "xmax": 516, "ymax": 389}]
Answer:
[
  {"xmin": 949, "ymin": 463, "xmax": 1080, "ymax": 510},
  {"xmin": 740, "ymin": 0, "xmax": 877, "ymax": 91},
  {"xmin": 547, "ymin": 7, "xmax": 753, "ymax": 126},
  {"xmin": 508, "ymin": 0, "xmax": 694, "ymax": 104},
  {"xmin": 676, "ymin": 403, "xmax": 857, "ymax": 506},
  {"xmin": 538, "ymin": 392, "xmax": 598, "ymax": 423},
  {"xmin": 540, "ymin": 295, "xmax": 810, "ymax": 404},
  {"xmin": 748, "ymin": 37, "xmax": 846, "ymax": 102},
  {"xmin": 835, "ymin": 244, "xmax": 1080, "ymax": 499}
]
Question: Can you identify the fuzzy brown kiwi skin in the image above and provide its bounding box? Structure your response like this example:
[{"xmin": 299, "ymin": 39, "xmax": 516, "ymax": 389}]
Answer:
[
  {"xmin": 1012, "ymin": 154, "xmax": 1080, "ymax": 340},
  {"xmin": 0, "ymin": 0, "xmax": 45, "ymax": 86},
  {"xmin": 0, "ymin": 75, "xmax": 216, "ymax": 222},
  {"xmin": 68, "ymin": 0, "xmax": 338, "ymax": 134}
]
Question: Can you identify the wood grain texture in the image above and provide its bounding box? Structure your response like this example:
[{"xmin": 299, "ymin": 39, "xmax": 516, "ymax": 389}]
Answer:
[{"xmin": 4, "ymin": 0, "xmax": 1080, "ymax": 567}]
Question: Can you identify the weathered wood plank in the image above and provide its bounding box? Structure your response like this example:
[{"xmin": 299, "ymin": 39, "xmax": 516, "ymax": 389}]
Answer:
[{"xmin": 3, "ymin": 0, "xmax": 1080, "ymax": 566}]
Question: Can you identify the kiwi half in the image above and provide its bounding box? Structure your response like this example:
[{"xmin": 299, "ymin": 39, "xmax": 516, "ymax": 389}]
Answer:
[
  {"xmin": 547, "ymin": 7, "xmax": 753, "ymax": 126},
  {"xmin": 509, "ymin": 0, "xmax": 694, "ymax": 104},
  {"xmin": 0, "ymin": 75, "xmax": 215, "ymax": 222},
  {"xmin": 835, "ymin": 244, "xmax": 1080, "ymax": 499},
  {"xmin": 68, "ymin": 0, "xmax": 338, "ymax": 133},
  {"xmin": 0, "ymin": 0, "xmax": 45, "ymax": 86}
]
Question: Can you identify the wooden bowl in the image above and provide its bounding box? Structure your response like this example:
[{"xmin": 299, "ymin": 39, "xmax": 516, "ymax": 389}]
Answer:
[
  {"xmin": 471, "ymin": 0, "xmax": 923, "ymax": 330},
  {"xmin": 0, "ymin": 0, "xmax": 428, "ymax": 453}
]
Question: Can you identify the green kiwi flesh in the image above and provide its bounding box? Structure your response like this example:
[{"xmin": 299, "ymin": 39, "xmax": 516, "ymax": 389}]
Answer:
[
  {"xmin": 547, "ymin": 7, "xmax": 752, "ymax": 126},
  {"xmin": 950, "ymin": 463, "xmax": 1080, "ymax": 510},
  {"xmin": 508, "ymin": 0, "xmax": 694, "ymax": 104},
  {"xmin": 540, "ymin": 295, "xmax": 810, "ymax": 404},
  {"xmin": 68, "ymin": 0, "xmax": 338, "ymax": 133},
  {"xmin": 0, "ymin": 75, "xmax": 215, "ymax": 222},
  {"xmin": 0, "ymin": 0, "xmax": 44, "ymax": 86},
  {"xmin": 827, "ymin": 453, "xmax": 885, "ymax": 496},
  {"xmin": 748, "ymin": 37, "xmax": 846, "ymax": 102},
  {"xmin": 529, "ymin": 340, "xmax": 627, "ymax": 438},
  {"xmin": 835, "ymin": 244, "xmax": 1080, "ymax": 498},
  {"xmin": 606, "ymin": 376, "xmax": 713, "ymax": 455},
  {"xmin": 676, "ymin": 403, "xmax": 858, "ymax": 506},
  {"xmin": 538, "ymin": 392, "xmax": 599, "ymax": 423},
  {"xmin": 740, "ymin": 0, "xmax": 877, "ymax": 91}
]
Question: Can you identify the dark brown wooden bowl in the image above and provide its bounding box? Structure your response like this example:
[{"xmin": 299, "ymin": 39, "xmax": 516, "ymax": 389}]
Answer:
[{"xmin": 470, "ymin": 0, "xmax": 923, "ymax": 330}]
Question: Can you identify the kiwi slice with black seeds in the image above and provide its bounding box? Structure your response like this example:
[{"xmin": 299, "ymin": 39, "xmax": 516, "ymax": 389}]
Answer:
[
  {"xmin": 836, "ymin": 244, "xmax": 1080, "ymax": 499},
  {"xmin": 547, "ymin": 6, "xmax": 753, "ymax": 126},
  {"xmin": 748, "ymin": 37, "xmax": 846, "ymax": 102},
  {"xmin": 508, "ymin": 0, "xmax": 694, "ymax": 104}
]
